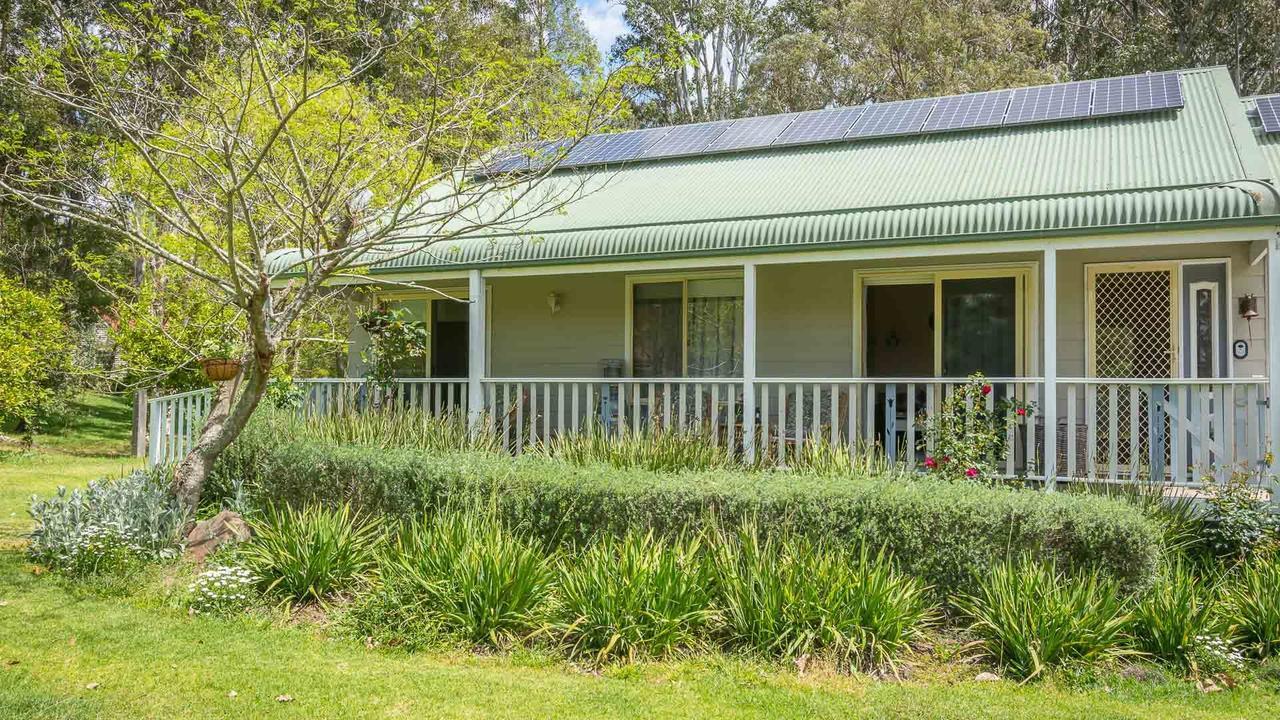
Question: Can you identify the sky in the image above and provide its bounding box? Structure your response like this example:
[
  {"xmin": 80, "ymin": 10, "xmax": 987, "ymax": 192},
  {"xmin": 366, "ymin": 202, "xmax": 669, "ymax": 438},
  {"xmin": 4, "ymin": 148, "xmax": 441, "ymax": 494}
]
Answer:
[{"xmin": 577, "ymin": 0, "xmax": 627, "ymax": 58}]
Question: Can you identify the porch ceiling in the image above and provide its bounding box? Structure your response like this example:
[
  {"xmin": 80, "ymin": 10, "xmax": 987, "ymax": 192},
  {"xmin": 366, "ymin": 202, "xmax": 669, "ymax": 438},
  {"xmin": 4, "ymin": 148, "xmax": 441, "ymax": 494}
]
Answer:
[{"xmin": 270, "ymin": 67, "xmax": 1280, "ymax": 277}]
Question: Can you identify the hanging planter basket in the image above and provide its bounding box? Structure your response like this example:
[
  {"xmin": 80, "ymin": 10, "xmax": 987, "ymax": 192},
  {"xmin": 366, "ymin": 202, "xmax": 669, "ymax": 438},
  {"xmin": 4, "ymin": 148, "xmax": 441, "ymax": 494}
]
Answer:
[{"xmin": 200, "ymin": 358, "xmax": 242, "ymax": 383}]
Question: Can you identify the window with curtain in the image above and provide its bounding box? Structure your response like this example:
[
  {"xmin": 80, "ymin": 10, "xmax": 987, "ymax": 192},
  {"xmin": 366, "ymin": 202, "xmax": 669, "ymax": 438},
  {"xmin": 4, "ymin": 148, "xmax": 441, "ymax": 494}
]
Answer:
[{"xmin": 632, "ymin": 277, "xmax": 743, "ymax": 378}]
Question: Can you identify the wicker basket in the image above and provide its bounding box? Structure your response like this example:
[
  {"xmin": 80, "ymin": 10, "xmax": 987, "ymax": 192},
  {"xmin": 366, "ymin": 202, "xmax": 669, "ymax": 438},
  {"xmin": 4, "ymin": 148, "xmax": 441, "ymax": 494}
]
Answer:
[
  {"xmin": 1035, "ymin": 420, "xmax": 1091, "ymax": 477},
  {"xmin": 200, "ymin": 358, "xmax": 242, "ymax": 382}
]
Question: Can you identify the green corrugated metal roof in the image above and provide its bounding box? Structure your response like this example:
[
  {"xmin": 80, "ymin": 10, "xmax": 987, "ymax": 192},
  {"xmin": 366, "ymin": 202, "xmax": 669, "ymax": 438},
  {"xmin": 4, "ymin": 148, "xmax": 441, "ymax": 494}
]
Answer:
[
  {"xmin": 272, "ymin": 67, "xmax": 1280, "ymax": 276},
  {"xmin": 1245, "ymin": 96, "xmax": 1280, "ymax": 184}
]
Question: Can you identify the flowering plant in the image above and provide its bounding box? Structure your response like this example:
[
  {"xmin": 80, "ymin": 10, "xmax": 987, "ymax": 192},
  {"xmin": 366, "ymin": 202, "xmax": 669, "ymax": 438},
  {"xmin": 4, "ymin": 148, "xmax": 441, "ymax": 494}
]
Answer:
[
  {"xmin": 918, "ymin": 373, "xmax": 1036, "ymax": 483},
  {"xmin": 1185, "ymin": 634, "xmax": 1246, "ymax": 682},
  {"xmin": 188, "ymin": 564, "xmax": 257, "ymax": 615}
]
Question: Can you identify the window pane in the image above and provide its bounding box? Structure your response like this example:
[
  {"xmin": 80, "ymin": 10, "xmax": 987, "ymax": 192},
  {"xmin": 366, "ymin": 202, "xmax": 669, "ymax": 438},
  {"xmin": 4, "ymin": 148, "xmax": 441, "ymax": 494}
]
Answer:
[
  {"xmin": 633, "ymin": 282, "xmax": 682, "ymax": 377},
  {"xmin": 1195, "ymin": 287, "xmax": 1214, "ymax": 378},
  {"xmin": 686, "ymin": 279, "xmax": 743, "ymax": 378},
  {"xmin": 941, "ymin": 277, "xmax": 1015, "ymax": 377}
]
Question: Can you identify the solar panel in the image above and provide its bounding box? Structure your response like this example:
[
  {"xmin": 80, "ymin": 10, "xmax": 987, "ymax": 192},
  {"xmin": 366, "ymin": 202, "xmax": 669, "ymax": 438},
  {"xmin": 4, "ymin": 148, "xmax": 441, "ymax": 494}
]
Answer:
[
  {"xmin": 922, "ymin": 90, "xmax": 1013, "ymax": 133},
  {"xmin": 1091, "ymin": 72, "xmax": 1183, "ymax": 117},
  {"xmin": 1257, "ymin": 95, "xmax": 1280, "ymax": 133},
  {"xmin": 587, "ymin": 127, "xmax": 674, "ymax": 164},
  {"xmin": 1004, "ymin": 81, "xmax": 1093, "ymax": 126},
  {"xmin": 772, "ymin": 106, "xmax": 866, "ymax": 146},
  {"xmin": 705, "ymin": 114, "xmax": 797, "ymax": 153},
  {"xmin": 560, "ymin": 134, "xmax": 616, "ymax": 165},
  {"xmin": 641, "ymin": 121, "xmax": 733, "ymax": 158},
  {"xmin": 847, "ymin": 98, "xmax": 939, "ymax": 139},
  {"xmin": 488, "ymin": 140, "xmax": 568, "ymax": 173}
]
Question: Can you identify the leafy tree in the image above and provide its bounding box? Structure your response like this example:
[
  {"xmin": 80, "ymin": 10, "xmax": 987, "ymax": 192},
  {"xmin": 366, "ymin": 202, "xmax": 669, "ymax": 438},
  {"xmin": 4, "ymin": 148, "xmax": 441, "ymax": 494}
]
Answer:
[
  {"xmin": 0, "ymin": 0, "xmax": 629, "ymax": 507},
  {"xmin": 0, "ymin": 273, "xmax": 74, "ymax": 437},
  {"xmin": 746, "ymin": 0, "xmax": 1059, "ymax": 112},
  {"xmin": 612, "ymin": 0, "xmax": 772, "ymax": 123},
  {"xmin": 1037, "ymin": 0, "xmax": 1280, "ymax": 94}
]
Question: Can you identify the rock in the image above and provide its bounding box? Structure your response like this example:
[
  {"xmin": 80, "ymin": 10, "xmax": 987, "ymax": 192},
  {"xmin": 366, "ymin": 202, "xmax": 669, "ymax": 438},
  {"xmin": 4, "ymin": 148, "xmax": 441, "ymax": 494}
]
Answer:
[
  {"xmin": 184, "ymin": 511, "xmax": 251, "ymax": 563},
  {"xmin": 974, "ymin": 672, "xmax": 1001, "ymax": 682},
  {"xmin": 85, "ymin": 682, "xmax": 100, "ymax": 690},
  {"xmin": 276, "ymin": 694, "xmax": 294, "ymax": 703},
  {"xmin": 228, "ymin": 690, "xmax": 238, "ymax": 699}
]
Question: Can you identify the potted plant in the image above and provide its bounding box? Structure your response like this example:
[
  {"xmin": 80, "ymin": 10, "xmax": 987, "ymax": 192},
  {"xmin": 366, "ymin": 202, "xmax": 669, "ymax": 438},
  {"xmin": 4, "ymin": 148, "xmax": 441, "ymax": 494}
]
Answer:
[{"xmin": 199, "ymin": 334, "xmax": 247, "ymax": 382}]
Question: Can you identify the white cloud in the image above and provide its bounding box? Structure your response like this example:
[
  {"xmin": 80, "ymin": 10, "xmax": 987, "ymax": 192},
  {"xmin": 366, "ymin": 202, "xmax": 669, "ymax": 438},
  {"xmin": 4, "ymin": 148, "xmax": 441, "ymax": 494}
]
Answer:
[{"xmin": 578, "ymin": 0, "xmax": 627, "ymax": 59}]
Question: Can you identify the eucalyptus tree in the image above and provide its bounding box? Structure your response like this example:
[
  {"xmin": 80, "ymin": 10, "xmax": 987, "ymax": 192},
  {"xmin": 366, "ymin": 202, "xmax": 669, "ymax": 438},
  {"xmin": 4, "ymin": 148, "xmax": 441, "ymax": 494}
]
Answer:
[{"xmin": 0, "ymin": 0, "xmax": 629, "ymax": 507}]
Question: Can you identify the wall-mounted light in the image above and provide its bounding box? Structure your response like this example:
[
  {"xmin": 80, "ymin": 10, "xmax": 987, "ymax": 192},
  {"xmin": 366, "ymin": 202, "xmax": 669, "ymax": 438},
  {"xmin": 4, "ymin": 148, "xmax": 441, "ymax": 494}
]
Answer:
[
  {"xmin": 1239, "ymin": 294, "xmax": 1259, "ymax": 320},
  {"xmin": 547, "ymin": 292, "xmax": 562, "ymax": 315}
]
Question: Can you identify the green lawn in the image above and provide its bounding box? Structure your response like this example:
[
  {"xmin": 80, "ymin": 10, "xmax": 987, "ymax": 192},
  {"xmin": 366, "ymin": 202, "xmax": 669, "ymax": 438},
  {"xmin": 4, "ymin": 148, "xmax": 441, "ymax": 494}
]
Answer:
[{"xmin": 0, "ymin": 397, "xmax": 1277, "ymax": 719}]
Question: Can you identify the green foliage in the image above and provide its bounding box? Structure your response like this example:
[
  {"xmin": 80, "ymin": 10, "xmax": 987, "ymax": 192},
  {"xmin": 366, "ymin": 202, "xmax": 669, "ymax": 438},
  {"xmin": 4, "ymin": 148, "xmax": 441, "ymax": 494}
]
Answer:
[
  {"xmin": 0, "ymin": 273, "xmax": 75, "ymax": 433},
  {"xmin": 555, "ymin": 530, "xmax": 714, "ymax": 663},
  {"xmin": 211, "ymin": 427, "xmax": 1162, "ymax": 597},
  {"xmin": 27, "ymin": 468, "xmax": 188, "ymax": 575},
  {"xmin": 242, "ymin": 504, "xmax": 380, "ymax": 605},
  {"xmin": 918, "ymin": 373, "xmax": 1032, "ymax": 483},
  {"xmin": 1219, "ymin": 553, "xmax": 1280, "ymax": 659},
  {"xmin": 1198, "ymin": 469, "xmax": 1277, "ymax": 563},
  {"xmin": 1128, "ymin": 561, "xmax": 1221, "ymax": 670},
  {"xmin": 712, "ymin": 525, "xmax": 934, "ymax": 673},
  {"xmin": 358, "ymin": 306, "xmax": 431, "ymax": 389},
  {"xmin": 954, "ymin": 559, "xmax": 1133, "ymax": 680},
  {"xmin": 245, "ymin": 407, "xmax": 502, "ymax": 455},
  {"xmin": 543, "ymin": 424, "xmax": 736, "ymax": 472},
  {"xmin": 370, "ymin": 511, "xmax": 556, "ymax": 647}
]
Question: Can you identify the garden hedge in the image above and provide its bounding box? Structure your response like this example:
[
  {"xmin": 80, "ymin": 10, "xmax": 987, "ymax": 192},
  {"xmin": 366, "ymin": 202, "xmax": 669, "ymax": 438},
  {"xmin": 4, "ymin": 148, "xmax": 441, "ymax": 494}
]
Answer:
[{"xmin": 210, "ymin": 431, "xmax": 1162, "ymax": 598}]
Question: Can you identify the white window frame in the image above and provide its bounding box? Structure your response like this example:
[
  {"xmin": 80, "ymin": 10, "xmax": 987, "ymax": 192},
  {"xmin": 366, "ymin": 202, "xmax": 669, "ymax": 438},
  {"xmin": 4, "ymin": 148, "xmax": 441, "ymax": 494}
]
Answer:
[
  {"xmin": 624, "ymin": 270, "xmax": 744, "ymax": 377},
  {"xmin": 852, "ymin": 262, "xmax": 1037, "ymax": 378},
  {"xmin": 1189, "ymin": 280, "xmax": 1222, "ymax": 379}
]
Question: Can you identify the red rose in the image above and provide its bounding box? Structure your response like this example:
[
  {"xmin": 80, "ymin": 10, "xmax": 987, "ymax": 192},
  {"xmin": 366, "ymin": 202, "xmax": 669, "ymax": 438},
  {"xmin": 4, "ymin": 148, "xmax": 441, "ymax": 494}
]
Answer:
[
  {"xmin": 924, "ymin": 456, "xmax": 937, "ymax": 469},
  {"xmin": 1016, "ymin": 407, "xmax": 1027, "ymax": 417},
  {"xmin": 965, "ymin": 467, "xmax": 979, "ymax": 478},
  {"xmin": 981, "ymin": 384, "xmax": 992, "ymax": 396}
]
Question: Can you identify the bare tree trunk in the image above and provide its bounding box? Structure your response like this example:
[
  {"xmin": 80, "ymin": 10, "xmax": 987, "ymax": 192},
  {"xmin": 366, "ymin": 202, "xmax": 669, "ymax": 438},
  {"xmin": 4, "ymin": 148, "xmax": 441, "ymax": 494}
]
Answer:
[{"xmin": 171, "ymin": 351, "xmax": 273, "ymax": 509}]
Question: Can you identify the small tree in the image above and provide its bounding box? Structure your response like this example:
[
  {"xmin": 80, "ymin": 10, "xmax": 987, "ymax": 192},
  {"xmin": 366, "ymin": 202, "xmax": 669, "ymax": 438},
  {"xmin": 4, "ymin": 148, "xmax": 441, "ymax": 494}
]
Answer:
[
  {"xmin": 0, "ymin": 0, "xmax": 629, "ymax": 506},
  {"xmin": 0, "ymin": 273, "xmax": 74, "ymax": 438}
]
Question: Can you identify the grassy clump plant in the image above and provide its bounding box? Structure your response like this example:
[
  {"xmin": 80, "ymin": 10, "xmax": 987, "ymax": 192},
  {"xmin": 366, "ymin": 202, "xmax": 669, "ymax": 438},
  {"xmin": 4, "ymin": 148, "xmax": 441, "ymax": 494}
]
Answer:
[
  {"xmin": 370, "ymin": 510, "xmax": 556, "ymax": 648},
  {"xmin": 1128, "ymin": 560, "xmax": 1221, "ymax": 669},
  {"xmin": 954, "ymin": 559, "xmax": 1133, "ymax": 680},
  {"xmin": 1220, "ymin": 553, "xmax": 1280, "ymax": 659},
  {"xmin": 242, "ymin": 503, "xmax": 380, "ymax": 605},
  {"xmin": 713, "ymin": 524, "xmax": 934, "ymax": 673},
  {"xmin": 555, "ymin": 530, "xmax": 714, "ymax": 664},
  {"xmin": 543, "ymin": 424, "xmax": 735, "ymax": 472}
]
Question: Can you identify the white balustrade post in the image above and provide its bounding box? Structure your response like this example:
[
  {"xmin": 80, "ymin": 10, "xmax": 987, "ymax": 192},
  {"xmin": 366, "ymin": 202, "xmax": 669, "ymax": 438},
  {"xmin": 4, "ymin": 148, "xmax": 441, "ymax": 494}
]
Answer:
[
  {"xmin": 1043, "ymin": 247, "xmax": 1058, "ymax": 490},
  {"xmin": 468, "ymin": 269, "xmax": 487, "ymax": 427},
  {"xmin": 1268, "ymin": 234, "xmax": 1280, "ymax": 475},
  {"xmin": 742, "ymin": 262, "xmax": 758, "ymax": 461}
]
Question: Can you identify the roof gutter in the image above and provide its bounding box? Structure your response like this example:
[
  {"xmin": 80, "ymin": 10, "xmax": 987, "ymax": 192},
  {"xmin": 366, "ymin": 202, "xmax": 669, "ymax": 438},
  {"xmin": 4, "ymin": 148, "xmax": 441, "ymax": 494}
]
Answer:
[{"xmin": 270, "ymin": 211, "xmax": 1280, "ymax": 281}]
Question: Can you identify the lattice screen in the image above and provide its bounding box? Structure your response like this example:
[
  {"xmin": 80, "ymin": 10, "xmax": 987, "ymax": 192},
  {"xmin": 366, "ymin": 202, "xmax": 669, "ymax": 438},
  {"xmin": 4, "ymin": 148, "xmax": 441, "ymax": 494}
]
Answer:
[{"xmin": 1092, "ymin": 268, "xmax": 1175, "ymax": 469}]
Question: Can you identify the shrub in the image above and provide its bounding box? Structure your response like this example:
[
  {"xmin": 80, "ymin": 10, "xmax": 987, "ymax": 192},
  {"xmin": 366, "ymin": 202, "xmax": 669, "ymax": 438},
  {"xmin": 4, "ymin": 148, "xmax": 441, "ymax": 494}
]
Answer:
[
  {"xmin": 1219, "ymin": 553, "xmax": 1280, "ymax": 659},
  {"xmin": 211, "ymin": 433, "xmax": 1162, "ymax": 598},
  {"xmin": 242, "ymin": 504, "xmax": 380, "ymax": 605},
  {"xmin": 1186, "ymin": 634, "xmax": 1247, "ymax": 680},
  {"xmin": 28, "ymin": 469, "xmax": 188, "ymax": 575},
  {"xmin": 712, "ymin": 525, "xmax": 934, "ymax": 672},
  {"xmin": 371, "ymin": 511, "xmax": 555, "ymax": 647},
  {"xmin": 555, "ymin": 531, "xmax": 714, "ymax": 664},
  {"xmin": 918, "ymin": 373, "xmax": 1033, "ymax": 483},
  {"xmin": 954, "ymin": 559, "xmax": 1133, "ymax": 680},
  {"xmin": 188, "ymin": 564, "xmax": 257, "ymax": 615},
  {"xmin": 1198, "ymin": 469, "xmax": 1277, "ymax": 562},
  {"xmin": 1128, "ymin": 561, "xmax": 1221, "ymax": 670}
]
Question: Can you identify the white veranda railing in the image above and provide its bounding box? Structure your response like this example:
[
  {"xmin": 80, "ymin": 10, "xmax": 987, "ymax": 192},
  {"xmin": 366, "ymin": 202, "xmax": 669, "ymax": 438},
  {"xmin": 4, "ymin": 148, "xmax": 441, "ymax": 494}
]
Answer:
[{"xmin": 145, "ymin": 376, "xmax": 1274, "ymax": 494}]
